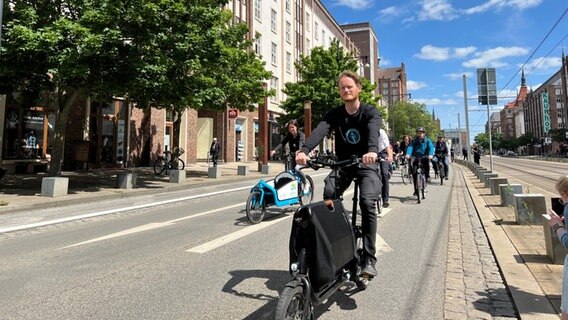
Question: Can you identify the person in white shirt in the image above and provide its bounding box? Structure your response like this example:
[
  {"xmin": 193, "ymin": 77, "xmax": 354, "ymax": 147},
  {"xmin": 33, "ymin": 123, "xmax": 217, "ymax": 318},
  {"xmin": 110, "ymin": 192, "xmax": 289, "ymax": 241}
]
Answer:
[{"xmin": 378, "ymin": 129, "xmax": 393, "ymax": 207}]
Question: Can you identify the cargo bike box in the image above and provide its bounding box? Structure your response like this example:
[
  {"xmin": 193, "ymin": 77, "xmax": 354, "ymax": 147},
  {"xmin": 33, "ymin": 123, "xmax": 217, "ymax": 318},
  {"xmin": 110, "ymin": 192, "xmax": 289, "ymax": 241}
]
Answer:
[{"xmin": 289, "ymin": 199, "xmax": 357, "ymax": 293}]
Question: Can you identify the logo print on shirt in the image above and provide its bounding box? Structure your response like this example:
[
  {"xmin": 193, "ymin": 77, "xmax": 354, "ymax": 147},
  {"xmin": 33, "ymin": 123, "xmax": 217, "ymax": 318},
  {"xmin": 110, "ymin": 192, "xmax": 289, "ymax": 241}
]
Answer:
[{"xmin": 345, "ymin": 129, "xmax": 360, "ymax": 144}]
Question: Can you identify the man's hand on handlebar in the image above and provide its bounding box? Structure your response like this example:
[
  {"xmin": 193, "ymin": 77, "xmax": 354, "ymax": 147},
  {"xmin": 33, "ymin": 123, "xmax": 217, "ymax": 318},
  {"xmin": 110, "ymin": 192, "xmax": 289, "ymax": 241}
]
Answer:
[
  {"xmin": 362, "ymin": 152, "xmax": 378, "ymax": 165},
  {"xmin": 295, "ymin": 151, "xmax": 310, "ymax": 165}
]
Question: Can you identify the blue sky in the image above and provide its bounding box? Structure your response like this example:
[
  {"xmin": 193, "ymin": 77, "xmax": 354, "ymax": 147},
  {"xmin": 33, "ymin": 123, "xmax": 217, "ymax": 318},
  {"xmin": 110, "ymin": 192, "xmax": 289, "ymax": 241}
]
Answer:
[{"xmin": 322, "ymin": 0, "xmax": 568, "ymax": 140}]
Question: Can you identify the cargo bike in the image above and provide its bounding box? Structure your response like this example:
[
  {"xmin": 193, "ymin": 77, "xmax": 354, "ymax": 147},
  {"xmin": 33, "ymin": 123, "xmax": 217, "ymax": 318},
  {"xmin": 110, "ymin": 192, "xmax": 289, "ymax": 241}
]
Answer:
[
  {"xmin": 245, "ymin": 155, "xmax": 315, "ymax": 224},
  {"xmin": 274, "ymin": 156, "xmax": 374, "ymax": 320}
]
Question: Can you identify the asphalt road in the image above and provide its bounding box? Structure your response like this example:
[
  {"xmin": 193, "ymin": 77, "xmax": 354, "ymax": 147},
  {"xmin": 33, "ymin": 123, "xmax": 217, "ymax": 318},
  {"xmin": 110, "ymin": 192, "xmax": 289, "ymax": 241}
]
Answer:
[{"xmin": 0, "ymin": 167, "xmax": 453, "ymax": 319}]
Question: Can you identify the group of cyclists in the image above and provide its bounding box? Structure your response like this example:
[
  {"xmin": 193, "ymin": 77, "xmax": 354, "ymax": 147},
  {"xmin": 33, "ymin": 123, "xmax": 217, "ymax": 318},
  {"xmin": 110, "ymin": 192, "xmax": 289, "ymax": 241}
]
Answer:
[{"xmin": 269, "ymin": 71, "xmax": 453, "ymax": 280}]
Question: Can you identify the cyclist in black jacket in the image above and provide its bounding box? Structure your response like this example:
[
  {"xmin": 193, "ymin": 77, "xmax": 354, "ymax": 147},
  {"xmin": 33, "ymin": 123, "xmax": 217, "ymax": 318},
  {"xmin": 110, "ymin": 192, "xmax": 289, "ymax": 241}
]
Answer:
[
  {"xmin": 271, "ymin": 119, "xmax": 305, "ymax": 170},
  {"xmin": 296, "ymin": 71, "xmax": 382, "ymax": 278}
]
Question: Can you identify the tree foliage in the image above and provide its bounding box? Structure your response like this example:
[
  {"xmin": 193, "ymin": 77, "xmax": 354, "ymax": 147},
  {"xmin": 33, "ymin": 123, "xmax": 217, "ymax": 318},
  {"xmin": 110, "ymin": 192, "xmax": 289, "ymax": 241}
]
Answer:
[
  {"xmin": 279, "ymin": 40, "xmax": 379, "ymax": 128},
  {"xmin": 389, "ymin": 100, "xmax": 440, "ymax": 141},
  {"xmin": 0, "ymin": 0, "xmax": 271, "ymax": 173}
]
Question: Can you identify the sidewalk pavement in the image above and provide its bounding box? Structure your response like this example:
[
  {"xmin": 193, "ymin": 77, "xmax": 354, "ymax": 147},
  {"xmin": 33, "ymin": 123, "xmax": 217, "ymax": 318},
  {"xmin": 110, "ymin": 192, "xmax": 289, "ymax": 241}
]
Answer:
[
  {"xmin": 0, "ymin": 161, "xmax": 285, "ymax": 214},
  {"xmin": 455, "ymin": 162, "xmax": 561, "ymax": 319},
  {"xmin": 0, "ymin": 160, "xmax": 564, "ymax": 319}
]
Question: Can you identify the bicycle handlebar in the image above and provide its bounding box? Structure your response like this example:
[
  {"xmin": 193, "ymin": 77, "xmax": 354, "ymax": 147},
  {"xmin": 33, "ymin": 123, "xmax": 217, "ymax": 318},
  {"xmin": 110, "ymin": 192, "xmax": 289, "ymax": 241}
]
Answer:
[{"xmin": 306, "ymin": 156, "xmax": 363, "ymax": 170}]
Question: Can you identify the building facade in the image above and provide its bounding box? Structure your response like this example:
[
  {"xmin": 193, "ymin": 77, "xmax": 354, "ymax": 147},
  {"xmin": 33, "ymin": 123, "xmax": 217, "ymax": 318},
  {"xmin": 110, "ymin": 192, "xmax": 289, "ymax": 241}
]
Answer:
[
  {"xmin": 377, "ymin": 63, "xmax": 409, "ymax": 140},
  {"xmin": 0, "ymin": 0, "xmax": 369, "ymax": 173}
]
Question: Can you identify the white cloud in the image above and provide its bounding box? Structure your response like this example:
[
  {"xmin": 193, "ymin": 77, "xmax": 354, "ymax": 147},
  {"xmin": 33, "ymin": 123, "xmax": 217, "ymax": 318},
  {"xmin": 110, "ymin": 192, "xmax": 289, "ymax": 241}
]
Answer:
[
  {"xmin": 414, "ymin": 97, "xmax": 459, "ymax": 106},
  {"xmin": 416, "ymin": 45, "xmax": 451, "ymax": 61},
  {"xmin": 331, "ymin": 0, "xmax": 373, "ymax": 10},
  {"xmin": 378, "ymin": 57, "xmax": 391, "ymax": 67},
  {"xmin": 522, "ymin": 56, "xmax": 562, "ymax": 71},
  {"xmin": 445, "ymin": 72, "xmax": 474, "ymax": 80},
  {"xmin": 462, "ymin": 46, "xmax": 529, "ymax": 68},
  {"xmin": 377, "ymin": 6, "xmax": 406, "ymax": 22},
  {"xmin": 463, "ymin": 0, "xmax": 543, "ymax": 15},
  {"xmin": 454, "ymin": 47, "xmax": 477, "ymax": 58},
  {"xmin": 418, "ymin": 0, "xmax": 458, "ymax": 21},
  {"xmin": 407, "ymin": 80, "xmax": 428, "ymax": 90},
  {"xmin": 412, "ymin": 0, "xmax": 543, "ymax": 22},
  {"xmin": 416, "ymin": 45, "xmax": 477, "ymax": 61}
]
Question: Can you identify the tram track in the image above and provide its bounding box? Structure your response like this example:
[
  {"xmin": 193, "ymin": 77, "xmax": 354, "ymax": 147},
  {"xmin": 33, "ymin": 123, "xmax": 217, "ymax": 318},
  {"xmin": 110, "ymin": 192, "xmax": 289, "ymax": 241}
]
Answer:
[{"xmin": 475, "ymin": 156, "xmax": 568, "ymax": 196}]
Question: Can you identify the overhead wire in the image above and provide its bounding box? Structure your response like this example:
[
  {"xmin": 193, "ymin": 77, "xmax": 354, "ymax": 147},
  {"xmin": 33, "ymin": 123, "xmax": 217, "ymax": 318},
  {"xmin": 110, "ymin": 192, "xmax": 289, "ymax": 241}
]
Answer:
[{"xmin": 498, "ymin": 7, "xmax": 568, "ymax": 96}]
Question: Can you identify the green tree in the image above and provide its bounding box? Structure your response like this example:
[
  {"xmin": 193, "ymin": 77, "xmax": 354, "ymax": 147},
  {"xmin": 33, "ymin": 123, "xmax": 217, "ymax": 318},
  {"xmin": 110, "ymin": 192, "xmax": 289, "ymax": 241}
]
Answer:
[
  {"xmin": 0, "ymin": 0, "xmax": 133, "ymax": 175},
  {"xmin": 389, "ymin": 100, "xmax": 440, "ymax": 140},
  {"xmin": 279, "ymin": 40, "xmax": 380, "ymax": 128},
  {"xmin": 122, "ymin": 3, "xmax": 272, "ymax": 149},
  {"xmin": 0, "ymin": 0, "xmax": 271, "ymax": 174},
  {"xmin": 474, "ymin": 132, "xmax": 489, "ymax": 149}
]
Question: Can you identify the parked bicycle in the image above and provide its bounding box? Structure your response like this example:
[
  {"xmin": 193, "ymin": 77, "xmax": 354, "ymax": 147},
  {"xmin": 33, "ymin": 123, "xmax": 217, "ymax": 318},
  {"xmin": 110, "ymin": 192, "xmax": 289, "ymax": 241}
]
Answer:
[
  {"xmin": 153, "ymin": 147, "xmax": 185, "ymax": 176},
  {"xmin": 245, "ymin": 154, "xmax": 314, "ymax": 224},
  {"xmin": 274, "ymin": 156, "xmax": 373, "ymax": 320},
  {"xmin": 409, "ymin": 156, "xmax": 427, "ymax": 203}
]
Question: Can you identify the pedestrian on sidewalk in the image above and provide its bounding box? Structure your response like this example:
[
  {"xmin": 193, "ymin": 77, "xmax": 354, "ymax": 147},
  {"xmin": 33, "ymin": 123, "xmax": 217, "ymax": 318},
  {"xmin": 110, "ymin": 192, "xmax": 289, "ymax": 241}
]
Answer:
[
  {"xmin": 472, "ymin": 143, "xmax": 481, "ymax": 165},
  {"xmin": 210, "ymin": 138, "xmax": 221, "ymax": 167},
  {"xmin": 547, "ymin": 174, "xmax": 568, "ymax": 320}
]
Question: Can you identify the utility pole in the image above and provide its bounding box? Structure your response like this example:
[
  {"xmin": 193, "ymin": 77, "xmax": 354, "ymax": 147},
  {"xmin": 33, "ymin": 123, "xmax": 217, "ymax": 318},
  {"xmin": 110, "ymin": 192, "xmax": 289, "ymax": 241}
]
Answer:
[{"xmin": 463, "ymin": 75, "xmax": 471, "ymax": 161}]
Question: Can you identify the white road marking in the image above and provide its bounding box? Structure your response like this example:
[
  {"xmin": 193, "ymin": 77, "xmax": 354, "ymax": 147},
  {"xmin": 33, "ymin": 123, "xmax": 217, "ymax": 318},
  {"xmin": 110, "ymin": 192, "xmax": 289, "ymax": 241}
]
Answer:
[
  {"xmin": 186, "ymin": 215, "xmax": 292, "ymax": 253},
  {"xmin": 60, "ymin": 203, "xmax": 244, "ymax": 249},
  {"xmin": 1, "ymin": 172, "xmax": 328, "ymax": 234},
  {"xmin": 376, "ymin": 234, "xmax": 393, "ymax": 255}
]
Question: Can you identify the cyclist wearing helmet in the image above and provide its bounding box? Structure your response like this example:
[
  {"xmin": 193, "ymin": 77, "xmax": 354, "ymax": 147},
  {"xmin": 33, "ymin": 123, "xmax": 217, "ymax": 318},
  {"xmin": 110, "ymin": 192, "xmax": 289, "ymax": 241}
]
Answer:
[
  {"xmin": 433, "ymin": 135, "xmax": 449, "ymax": 180},
  {"xmin": 405, "ymin": 127, "xmax": 434, "ymax": 182}
]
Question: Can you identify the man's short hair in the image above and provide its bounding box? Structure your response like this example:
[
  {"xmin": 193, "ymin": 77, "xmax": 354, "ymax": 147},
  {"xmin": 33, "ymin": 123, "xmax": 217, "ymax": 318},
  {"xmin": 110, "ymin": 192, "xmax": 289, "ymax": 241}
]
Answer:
[{"xmin": 337, "ymin": 71, "xmax": 362, "ymax": 87}]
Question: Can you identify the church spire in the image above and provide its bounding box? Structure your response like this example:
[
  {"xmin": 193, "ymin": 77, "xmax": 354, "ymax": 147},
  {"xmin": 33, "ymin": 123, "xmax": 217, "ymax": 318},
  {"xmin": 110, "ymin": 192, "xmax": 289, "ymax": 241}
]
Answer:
[{"xmin": 521, "ymin": 68, "xmax": 526, "ymax": 87}]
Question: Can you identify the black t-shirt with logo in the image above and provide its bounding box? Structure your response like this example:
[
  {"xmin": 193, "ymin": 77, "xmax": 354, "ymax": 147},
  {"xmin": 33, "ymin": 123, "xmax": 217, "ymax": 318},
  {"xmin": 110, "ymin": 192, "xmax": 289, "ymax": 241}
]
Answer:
[{"xmin": 301, "ymin": 103, "xmax": 381, "ymax": 161}]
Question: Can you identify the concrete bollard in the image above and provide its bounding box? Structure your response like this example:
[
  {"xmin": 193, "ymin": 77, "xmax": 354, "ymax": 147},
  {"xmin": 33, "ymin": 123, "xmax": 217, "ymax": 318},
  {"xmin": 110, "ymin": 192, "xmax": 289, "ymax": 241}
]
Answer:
[
  {"xmin": 208, "ymin": 166, "xmax": 222, "ymax": 178},
  {"xmin": 500, "ymin": 184, "xmax": 522, "ymax": 207},
  {"xmin": 116, "ymin": 173, "xmax": 137, "ymax": 189},
  {"xmin": 169, "ymin": 169, "xmax": 186, "ymax": 183},
  {"xmin": 513, "ymin": 194, "xmax": 546, "ymax": 225},
  {"xmin": 259, "ymin": 164, "xmax": 270, "ymax": 174},
  {"xmin": 543, "ymin": 220, "xmax": 568, "ymax": 264},
  {"xmin": 483, "ymin": 173, "xmax": 498, "ymax": 187},
  {"xmin": 41, "ymin": 177, "xmax": 69, "ymax": 197},
  {"xmin": 237, "ymin": 165, "xmax": 249, "ymax": 176},
  {"xmin": 489, "ymin": 178, "xmax": 508, "ymax": 195},
  {"xmin": 475, "ymin": 168, "xmax": 489, "ymax": 180}
]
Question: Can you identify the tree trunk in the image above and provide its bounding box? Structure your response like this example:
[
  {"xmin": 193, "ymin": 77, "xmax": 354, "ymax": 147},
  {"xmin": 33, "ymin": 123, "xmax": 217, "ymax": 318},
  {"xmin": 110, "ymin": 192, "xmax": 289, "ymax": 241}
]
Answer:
[
  {"xmin": 48, "ymin": 89, "xmax": 82, "ymax": 176},
  {"xmin": 172, "ymin": 110, "xmax": 182, "ymax": 169}
]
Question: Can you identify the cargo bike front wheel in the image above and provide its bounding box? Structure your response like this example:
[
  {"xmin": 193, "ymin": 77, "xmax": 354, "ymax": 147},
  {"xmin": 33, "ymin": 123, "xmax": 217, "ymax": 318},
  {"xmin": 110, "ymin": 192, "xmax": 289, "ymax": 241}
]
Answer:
[
  {"xmin": 245, "ymin": 190, "xmax": 266, "ymax": 224},
  {"xmin": 274, "ymin": 283, "xmax": 313, "ymax": 320}
]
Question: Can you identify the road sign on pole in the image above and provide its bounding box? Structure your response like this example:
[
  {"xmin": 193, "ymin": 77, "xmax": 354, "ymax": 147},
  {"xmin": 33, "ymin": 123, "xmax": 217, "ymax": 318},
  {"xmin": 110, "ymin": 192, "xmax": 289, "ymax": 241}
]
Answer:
[{"xmin": 477, "ymin": 68, "xmax": 497, "ymax": 171}]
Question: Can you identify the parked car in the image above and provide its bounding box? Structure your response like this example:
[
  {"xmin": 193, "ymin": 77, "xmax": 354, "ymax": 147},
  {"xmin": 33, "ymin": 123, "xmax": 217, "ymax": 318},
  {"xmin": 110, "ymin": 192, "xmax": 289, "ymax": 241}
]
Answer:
[{"xmin": 505, "ymin": 151, "xmax": 518, "ymax": 156}]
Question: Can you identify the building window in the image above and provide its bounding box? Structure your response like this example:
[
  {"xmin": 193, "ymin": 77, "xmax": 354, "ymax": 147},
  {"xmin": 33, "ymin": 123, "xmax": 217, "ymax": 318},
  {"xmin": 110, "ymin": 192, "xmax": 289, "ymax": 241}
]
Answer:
[
  {"xmin": 254, "ymin": 34, "xmax": 262, "ymax": 56},
  {"xmin": 254, "ymin": 0, "xmax": 262, "ymax": 21},
  {"xmin": 286, "ymin": 21, "xmax": 291, "ymax": 43},
  {"xmin": 286, "ymin": 52, "xmax": 292, "ymax": 73},
  {"xmin": 322, "ymin": 30, "xmax": 325, "ymax": 46},
  {"xmin": 314, "ymin": 22, "xmax": 318, "ymax": 40},
  {"xmin": 306, "ymin": 38, "xmax": 310, "ymax": 50},
  {"xmin": 270, "ymin": 77, "xmax": 279, "ymax": 101},
  {"xmin": 306, "ymin": 12, "xmax": 310, "ymax": 31},
  {"xmin": 271, "ymin": 9, "xmax": 277, "ymax": 33},
  {"xmin": 285, "ymin": 0, "xmax": 291, "ymax": 12},
  {"xmin": 3, "ymin": 107, "xmax": 51, "ymax": 160},
  {"xmin": 271, "ymin": 42, "xmax": 277, "ymax": 65}
]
